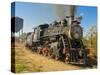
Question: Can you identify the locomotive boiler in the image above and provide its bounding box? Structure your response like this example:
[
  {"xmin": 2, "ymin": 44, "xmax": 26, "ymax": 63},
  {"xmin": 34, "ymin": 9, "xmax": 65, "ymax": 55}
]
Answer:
[{"xmin": 25, "ymin": 15, "xmax": 89, "ymax": 65}]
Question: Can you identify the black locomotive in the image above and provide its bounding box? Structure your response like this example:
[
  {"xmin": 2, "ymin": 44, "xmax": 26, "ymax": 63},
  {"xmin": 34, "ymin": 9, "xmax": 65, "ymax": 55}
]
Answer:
[{"xmin": 25, "ymin": 16, "xmax": 89, "ymax": 65}]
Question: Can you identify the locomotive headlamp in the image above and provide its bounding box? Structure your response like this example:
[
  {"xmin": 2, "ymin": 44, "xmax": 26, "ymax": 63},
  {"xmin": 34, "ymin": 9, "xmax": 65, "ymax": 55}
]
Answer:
[{"xmin": 74, "ymin": 33, "xmax": 80, "ymax": 39}]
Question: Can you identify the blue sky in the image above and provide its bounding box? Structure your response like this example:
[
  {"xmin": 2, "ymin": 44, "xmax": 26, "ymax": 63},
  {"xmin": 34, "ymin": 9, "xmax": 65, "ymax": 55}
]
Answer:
[{"xmin": 11, "ymin": 2, "xmax": 97, "ymax": 35}]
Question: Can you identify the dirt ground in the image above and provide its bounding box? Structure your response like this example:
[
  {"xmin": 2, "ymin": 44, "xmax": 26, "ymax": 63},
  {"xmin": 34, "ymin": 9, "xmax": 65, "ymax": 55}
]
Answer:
[{"xmin": 11, "ymin": 42, "xmax": 91, "ymax": 73}]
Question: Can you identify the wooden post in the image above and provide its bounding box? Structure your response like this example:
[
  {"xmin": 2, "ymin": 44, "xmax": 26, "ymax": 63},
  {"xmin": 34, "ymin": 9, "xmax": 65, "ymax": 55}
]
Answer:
[{"xmin": 19, "ymin": 30, "xmax": 20, "ymax": 42}]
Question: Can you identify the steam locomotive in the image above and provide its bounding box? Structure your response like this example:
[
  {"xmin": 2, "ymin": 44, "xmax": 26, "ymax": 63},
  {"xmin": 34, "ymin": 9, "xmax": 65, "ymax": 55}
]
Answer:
[{"xmin": 25, "ymin": 16, "xmax": 89, "ymax": 65}]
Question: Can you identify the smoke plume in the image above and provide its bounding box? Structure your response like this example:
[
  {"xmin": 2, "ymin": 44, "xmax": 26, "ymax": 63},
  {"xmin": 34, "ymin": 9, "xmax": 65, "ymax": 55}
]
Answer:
[
  {"xmin": 55, "ymin": 5, "xmax": 65, "ymax": 21},
  {"xmin": 55, "ymin": 5, "xmax": 76, "ymax": 21}
]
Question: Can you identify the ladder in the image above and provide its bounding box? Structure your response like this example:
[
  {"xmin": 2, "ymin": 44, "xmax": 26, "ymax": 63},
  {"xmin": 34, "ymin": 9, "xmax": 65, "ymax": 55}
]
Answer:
[{"xmin": 61, "ymin": 36, "xmax": 69, "ymax": 49}]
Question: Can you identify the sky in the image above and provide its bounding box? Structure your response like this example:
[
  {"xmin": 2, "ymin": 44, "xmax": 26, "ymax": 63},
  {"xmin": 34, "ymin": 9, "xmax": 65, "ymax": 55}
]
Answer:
[{"xmin": 11, "ymin": 2, "xmax": 97, "ymax": 36}]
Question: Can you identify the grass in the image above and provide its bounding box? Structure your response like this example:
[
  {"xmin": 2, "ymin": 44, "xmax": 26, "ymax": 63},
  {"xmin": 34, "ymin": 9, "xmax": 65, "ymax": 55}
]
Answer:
[
  {"xmin": 12, "ymin": 42, "xmax": 92, "ymax": 73},
  {"xmin": 16, "ymin": 64, "xmax": 31, "ymax": 73},
  {"xmin": 15, "ymin": 48, "xmax": 42, "ymax": 73}
]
